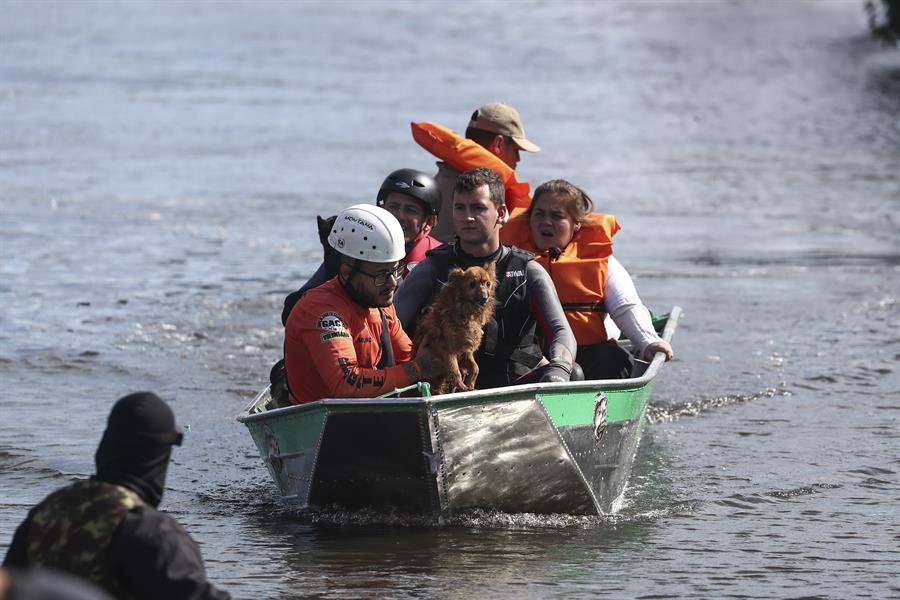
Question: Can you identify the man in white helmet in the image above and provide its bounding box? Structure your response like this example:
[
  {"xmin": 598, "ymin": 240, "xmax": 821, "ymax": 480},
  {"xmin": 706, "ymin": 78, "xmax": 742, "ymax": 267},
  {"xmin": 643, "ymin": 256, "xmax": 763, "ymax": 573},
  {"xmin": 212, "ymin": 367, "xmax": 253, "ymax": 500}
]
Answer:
[
  {"xmin": 283, "ymin": 204, "xmax": 442, "ymax": 404},
  {"xmin": 280, "ymin": 169, "xmax": 443, "ymax": 326}
]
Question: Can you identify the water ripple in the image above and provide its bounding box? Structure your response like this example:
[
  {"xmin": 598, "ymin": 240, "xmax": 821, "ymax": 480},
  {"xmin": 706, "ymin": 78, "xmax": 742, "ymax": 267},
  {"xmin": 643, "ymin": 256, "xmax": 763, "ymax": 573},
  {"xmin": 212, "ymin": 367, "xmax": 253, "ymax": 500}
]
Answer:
[{"xmin": 647, "ymin": 387, "xmax": 791, "ymax": 424}]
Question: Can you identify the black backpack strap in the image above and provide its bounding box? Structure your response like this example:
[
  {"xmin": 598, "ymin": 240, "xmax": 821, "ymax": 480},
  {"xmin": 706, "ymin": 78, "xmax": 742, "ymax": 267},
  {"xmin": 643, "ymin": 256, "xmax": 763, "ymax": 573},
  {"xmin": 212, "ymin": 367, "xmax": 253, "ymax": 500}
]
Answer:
[{"xmin": 377, "ymin": 308, "xmax": 395, "ymax": 368}]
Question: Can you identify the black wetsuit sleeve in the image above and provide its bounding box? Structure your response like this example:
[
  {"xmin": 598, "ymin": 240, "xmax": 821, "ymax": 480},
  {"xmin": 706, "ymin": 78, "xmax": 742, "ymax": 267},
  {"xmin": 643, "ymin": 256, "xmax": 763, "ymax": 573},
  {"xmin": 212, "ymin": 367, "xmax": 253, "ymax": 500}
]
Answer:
[
  {"xmin": 111, "ymin": 507, "xmax": 231, "ymax": 600},
  {"xmin": 281, "ymin": 262, "xmax": 329, "ymax": 325},
  {"xmin": 2, "ymin": 514, "xmax": 32, "ymax": 568},
  {"xmin": 526, "ymin": 261, "xmax": 577, "ymax": 369},
  {"xmin": 394, "ymin": 258, "xmax": 438, "ymax": 335}
]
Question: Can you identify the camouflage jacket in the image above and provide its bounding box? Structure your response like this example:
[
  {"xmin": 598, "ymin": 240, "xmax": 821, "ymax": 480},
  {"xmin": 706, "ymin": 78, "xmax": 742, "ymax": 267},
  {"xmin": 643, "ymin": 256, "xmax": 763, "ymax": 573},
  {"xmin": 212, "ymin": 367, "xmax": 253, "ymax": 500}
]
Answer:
[{"xmin": 26, "ymin": 479, "xmax": 143, "ymax": 600}]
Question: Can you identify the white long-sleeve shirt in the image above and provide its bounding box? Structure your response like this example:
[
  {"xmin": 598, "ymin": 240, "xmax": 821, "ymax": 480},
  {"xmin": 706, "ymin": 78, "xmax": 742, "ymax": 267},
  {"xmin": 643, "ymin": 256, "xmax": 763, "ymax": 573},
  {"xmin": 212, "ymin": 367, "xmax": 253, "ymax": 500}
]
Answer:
[{"xmin": 602, "ymin": 256, "xmax": 661, "ymax": 354}]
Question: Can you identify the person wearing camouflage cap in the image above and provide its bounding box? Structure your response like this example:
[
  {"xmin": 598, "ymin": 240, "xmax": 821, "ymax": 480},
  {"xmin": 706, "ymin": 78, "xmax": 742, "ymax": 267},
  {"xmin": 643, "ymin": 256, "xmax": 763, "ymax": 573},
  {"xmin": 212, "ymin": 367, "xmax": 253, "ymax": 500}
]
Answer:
[{"xmin": 3, "ymin": 392, "xmax": 231, "ymax": 600}]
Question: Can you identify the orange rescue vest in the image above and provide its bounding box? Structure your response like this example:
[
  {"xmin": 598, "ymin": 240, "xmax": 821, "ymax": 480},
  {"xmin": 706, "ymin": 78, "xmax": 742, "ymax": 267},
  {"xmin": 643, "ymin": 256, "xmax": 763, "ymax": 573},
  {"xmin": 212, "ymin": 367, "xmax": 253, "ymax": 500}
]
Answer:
[
  {"xmin": 411, "ymin": 121, "xmax": 532, "ymax": 210},
  {"xmin": 501, "ymin": 209, "xmax": 620, "ymax": 345}
]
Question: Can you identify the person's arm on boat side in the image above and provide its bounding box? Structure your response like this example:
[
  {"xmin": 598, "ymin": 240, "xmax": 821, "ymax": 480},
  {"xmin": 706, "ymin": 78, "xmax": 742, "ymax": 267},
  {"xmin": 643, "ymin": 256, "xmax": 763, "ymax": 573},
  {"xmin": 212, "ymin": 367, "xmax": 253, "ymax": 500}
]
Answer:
[
  {"xmin": 604, "ymin": 257, "xmax": 673, "ymax": 361},
  {"xmin": 297, "ymin": 309, "xmax": 417, "ymax": 399},
  {"xmin": 382, "ymin": 304, "xmax": 446, "ymax": 384},
  {"xmin": 111, "ymin": 508, "xmax": 231, "ymax": 600},
  {"xmin": 526, "ymin": 261, "xmax": 577, "ymax": 382},
  {"xmin": 304, "ymin": 324, "xmax": 415, "ymax": 398},
  {"xmin": 281, "ymin": 262, "xmax": 330, "ymax": 326}
]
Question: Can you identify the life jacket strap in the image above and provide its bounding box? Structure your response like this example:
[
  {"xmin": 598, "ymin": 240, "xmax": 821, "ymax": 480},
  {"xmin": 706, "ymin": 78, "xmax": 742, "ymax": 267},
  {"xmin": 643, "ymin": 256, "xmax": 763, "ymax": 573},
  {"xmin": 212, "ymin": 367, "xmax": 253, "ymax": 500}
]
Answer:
[
  {"xmin": 561, "ymin": 301, "xmax": 606, "ymax": 312},
  {"xmin": 376, "ymin": 308, "xmax": 395, "ymax": 369}
]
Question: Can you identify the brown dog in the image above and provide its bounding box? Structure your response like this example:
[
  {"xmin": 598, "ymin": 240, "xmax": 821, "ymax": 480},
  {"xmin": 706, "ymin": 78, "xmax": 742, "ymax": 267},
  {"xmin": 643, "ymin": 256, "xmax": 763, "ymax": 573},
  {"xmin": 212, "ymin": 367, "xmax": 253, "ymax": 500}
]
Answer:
[{"xmin": 414, "ymin": 264, "xmax": 496, "ymax": 394}]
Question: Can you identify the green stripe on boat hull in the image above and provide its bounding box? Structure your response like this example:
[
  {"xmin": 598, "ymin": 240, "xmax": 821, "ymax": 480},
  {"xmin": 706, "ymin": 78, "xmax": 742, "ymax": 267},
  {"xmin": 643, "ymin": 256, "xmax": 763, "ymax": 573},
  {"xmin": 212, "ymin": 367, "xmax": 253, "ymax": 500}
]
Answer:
[{"xmin": 239, "ymin": 307, "xmax": 680, "ymax": 517}]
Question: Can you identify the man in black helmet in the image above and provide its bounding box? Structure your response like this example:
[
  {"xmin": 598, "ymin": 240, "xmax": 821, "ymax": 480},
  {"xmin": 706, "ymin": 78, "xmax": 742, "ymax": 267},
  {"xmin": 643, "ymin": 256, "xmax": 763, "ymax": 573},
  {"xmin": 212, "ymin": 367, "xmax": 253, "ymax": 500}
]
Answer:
[
  {"xmin": 3, "ymin": 392, "xmax": 231, "ymax": 600},
  {"xmin": 376, "ymin": 168, "xmax": 443, "ymax": 277},
  {"xmin": 281, "ymin": 168, "xmax": 443, "ymax": 325}
]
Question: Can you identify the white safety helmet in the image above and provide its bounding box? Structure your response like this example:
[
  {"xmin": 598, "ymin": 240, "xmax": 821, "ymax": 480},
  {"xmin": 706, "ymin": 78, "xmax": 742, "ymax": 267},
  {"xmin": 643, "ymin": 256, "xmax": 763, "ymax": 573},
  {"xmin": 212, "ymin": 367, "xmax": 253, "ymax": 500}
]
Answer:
[{"xmin": 327, "ymin": 204, "xmax": 406, "ymax": 263}]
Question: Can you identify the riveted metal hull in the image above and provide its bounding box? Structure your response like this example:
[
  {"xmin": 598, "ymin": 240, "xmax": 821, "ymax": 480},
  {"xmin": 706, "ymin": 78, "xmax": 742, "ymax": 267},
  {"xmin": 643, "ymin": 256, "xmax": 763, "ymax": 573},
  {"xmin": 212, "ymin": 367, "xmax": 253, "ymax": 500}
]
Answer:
[{"xmin": 238, "ymin": 307, "xmax": 680, "ymax": 517}]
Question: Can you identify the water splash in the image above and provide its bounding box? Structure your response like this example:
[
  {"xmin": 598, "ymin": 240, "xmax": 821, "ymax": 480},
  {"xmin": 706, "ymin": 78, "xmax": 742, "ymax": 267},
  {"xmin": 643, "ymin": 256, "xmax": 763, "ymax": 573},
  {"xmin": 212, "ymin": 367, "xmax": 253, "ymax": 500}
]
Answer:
[{"xmin": 646, "ymin": 387, "xmax": 792, "ymax": 424}]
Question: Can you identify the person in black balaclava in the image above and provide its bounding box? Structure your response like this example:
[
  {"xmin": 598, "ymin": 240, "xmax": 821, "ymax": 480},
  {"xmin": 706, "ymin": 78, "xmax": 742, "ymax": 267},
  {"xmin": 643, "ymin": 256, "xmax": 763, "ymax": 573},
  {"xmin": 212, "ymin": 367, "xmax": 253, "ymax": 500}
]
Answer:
[
  {"xmin": 3, "ymin": 392, "xmax": 231, "ymax": 600},
  {"xmin": 94, "ymin": 391, "xmax": 181, "ymax": 508}
]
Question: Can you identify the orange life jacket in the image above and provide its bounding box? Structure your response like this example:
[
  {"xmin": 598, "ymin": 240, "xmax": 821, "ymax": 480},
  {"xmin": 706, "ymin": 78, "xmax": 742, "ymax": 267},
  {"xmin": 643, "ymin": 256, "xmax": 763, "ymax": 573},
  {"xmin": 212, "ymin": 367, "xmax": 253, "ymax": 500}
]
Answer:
[
  {"xmin": 501, "ymin": 209, "xmax": 620, "ymax": 345},
  {"xmin": 411, "ymin": 121, "xmax": 532, "ymax": 210}
]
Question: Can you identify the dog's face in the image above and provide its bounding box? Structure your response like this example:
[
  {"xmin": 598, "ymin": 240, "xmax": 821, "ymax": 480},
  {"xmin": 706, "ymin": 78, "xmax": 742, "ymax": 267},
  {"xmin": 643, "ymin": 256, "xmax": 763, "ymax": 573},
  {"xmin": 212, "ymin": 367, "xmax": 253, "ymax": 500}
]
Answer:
[{"xmin": 447, "ymin": 264, "xmax": 496, "ymax": 307}]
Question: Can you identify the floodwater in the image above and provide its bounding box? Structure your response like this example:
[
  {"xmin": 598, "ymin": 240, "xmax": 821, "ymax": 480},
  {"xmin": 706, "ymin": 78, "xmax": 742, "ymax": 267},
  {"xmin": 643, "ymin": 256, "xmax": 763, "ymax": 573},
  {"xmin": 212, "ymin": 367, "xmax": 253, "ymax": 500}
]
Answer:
[{"xmin": 2, "ymin": 1, "xmax": 898, "ymax": 598}]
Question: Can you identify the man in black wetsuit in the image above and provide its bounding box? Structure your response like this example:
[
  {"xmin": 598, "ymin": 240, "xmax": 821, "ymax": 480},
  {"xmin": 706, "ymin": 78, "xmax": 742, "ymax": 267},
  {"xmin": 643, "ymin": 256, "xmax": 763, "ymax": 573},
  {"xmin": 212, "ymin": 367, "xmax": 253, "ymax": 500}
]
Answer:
[
  {"xmin": 3, "ymin": 392, "xmax": 231, "ymax": 600},
  {"xmin": 395, "ymin": 167, "xmax": 577, "ymax": 388}
]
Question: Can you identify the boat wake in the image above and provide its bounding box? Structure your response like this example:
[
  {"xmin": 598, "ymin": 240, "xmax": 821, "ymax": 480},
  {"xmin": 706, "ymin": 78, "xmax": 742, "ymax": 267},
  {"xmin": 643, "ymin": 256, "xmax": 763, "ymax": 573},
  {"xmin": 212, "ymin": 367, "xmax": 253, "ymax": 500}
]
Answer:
[
  {"xmin": 268, "ymin": 504, "xmax": 700, "ymax": 530},
  {"xmin": 646, "ymin": 386, "xmax": 791, "ymax": 424}
]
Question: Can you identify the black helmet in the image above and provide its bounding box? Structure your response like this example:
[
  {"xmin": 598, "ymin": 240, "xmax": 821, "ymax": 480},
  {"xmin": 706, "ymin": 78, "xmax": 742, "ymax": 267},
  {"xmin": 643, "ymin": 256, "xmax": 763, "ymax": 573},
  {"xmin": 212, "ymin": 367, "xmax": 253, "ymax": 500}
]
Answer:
[{"xmin": 376, "ymin": 169, "xmax": 440, "ymax": 215}]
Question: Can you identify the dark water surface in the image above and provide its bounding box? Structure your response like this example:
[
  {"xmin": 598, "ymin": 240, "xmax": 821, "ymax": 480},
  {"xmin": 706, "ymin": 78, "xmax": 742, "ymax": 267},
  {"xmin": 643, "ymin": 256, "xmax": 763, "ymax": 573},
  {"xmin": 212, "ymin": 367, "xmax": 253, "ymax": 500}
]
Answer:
[{"xmin": 2, "ymin": 1, "xmax": 898, "ymax": 598}]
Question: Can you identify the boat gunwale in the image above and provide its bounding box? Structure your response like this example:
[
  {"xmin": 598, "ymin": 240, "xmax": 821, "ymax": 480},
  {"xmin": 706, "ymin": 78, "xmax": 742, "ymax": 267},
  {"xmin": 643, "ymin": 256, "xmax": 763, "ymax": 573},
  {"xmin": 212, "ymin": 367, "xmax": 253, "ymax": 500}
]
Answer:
[{"xmin": 237, "ymin": 306, "xmax": 681, "ymax": 424}]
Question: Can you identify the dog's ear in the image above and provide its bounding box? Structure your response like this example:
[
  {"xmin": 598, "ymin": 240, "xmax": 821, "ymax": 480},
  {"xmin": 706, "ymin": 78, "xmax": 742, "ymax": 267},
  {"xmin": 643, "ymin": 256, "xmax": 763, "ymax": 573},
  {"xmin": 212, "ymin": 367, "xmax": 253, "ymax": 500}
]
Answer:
[
  {"xmin": 478, "ymin": 266, "xmax": 494, "ymax": 289},
  {"xmin": 444, "ymin": 268, "xmax": 468, "ymax": 304}
]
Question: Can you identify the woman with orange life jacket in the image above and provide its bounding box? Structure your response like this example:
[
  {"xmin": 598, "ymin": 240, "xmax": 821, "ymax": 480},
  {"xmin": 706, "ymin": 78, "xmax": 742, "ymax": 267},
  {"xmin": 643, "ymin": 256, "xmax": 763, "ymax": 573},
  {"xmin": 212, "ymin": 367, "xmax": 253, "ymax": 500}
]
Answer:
[{"xmin": 500, "ymin": 179, "xmax": 674, "ymax": 380}]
